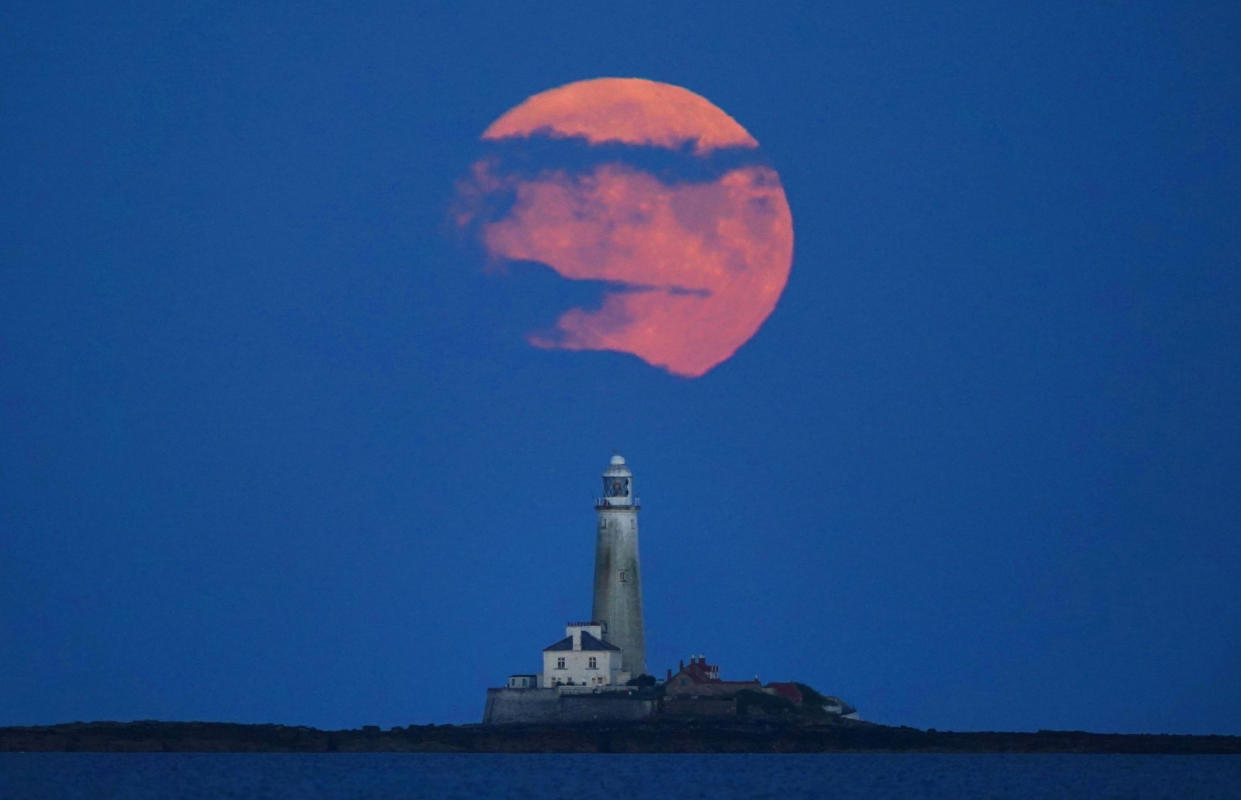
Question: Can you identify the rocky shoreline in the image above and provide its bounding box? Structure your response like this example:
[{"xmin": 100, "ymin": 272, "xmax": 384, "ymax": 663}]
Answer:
[{"xmin": 3, "ymin": 719, "xmax": 1239, "ymax": 754}]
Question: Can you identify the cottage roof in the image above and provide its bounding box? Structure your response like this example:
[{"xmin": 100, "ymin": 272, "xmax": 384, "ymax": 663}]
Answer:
[
  {"xmin": 766, "ymin": 682, "xmax": 804, "ymax": 703},
  {"xmin": 542, "ymin": 630, "xmax": 620, "ymax": 652}
]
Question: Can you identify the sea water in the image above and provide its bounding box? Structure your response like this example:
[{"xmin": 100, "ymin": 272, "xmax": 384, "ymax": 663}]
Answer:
[{"xmin": 2, "ymin": 752, "xmax": 1239, "ymax": 799}]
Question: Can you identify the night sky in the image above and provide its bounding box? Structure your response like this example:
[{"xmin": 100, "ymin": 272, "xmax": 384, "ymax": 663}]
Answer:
[{"xmin": 4, "ymin": 2, "xmax": 1239, "ymax": 734}]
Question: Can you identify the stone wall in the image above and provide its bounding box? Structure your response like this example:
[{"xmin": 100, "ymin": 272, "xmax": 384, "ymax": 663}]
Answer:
[
  {"xmin": 560, "ymin": 694, "xmax": 654, "ymax": 723},
  {"xmin": 483, "ymin": 689, "xmax": 654, "ymax": 725},
  {"xmin": 483, "ymin": 689, "xmax": 561, "ymax": 724}
]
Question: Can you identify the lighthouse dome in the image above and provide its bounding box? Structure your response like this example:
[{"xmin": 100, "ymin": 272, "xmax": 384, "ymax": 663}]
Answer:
[{"xmin": 610, "ymin": 454, "xmax": 626, "ymax": 466}]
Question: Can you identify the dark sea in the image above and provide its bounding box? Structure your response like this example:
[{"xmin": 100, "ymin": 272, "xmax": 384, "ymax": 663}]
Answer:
[{"xmin": 2, "ymin": 753, "xmax": 1240, "ymax": 799}]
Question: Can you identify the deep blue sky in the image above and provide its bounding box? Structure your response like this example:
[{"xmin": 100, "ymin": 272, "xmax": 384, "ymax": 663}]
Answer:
[{"xmin": 3, "ymin": 2, "xmax": 1239, "ymax": 734}]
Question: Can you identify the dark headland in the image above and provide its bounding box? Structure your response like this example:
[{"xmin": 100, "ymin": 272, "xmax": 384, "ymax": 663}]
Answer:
[{"xmin": 4, "ymin": 719, "xmax": 1239, "ymax": 754}]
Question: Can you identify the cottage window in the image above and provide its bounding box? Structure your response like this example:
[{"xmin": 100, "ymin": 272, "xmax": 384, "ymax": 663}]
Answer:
[
  {"xmin": 588, "ymin": 656, "xmax": 598, "ymax": 669},
  {"xmin": 556, "ymin": 657, "xmax": 566, "ymax": 670}
]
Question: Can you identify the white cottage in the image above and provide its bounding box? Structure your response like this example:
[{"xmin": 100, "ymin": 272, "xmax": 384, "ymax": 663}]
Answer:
[{"xmin": 540, "ymin": 622, "xmax": 629, "ymax": 690}]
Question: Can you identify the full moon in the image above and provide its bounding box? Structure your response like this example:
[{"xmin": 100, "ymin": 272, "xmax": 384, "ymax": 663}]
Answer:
[{"xmin": 453, "ymin": 78, "xmax": 794, "ymax": 378}]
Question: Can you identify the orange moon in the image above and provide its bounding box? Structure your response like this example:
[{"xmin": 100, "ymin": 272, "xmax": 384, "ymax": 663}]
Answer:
[{"xmin": 455, "ymin": 78, "xmax": 793, "ymax": 378}]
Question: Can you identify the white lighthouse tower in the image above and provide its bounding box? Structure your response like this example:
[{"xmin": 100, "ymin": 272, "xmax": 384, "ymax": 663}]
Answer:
[{"xmin": 591, "ymin": 453, "xmax": 647, "ymax": 677}]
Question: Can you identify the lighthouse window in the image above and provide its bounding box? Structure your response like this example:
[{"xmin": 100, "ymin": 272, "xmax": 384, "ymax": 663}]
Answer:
[
  {"xmin": 603, "ymin": 477, "xmax": 630, "ymax": 497},
  {"xmin": 619, "ymin": 569, "xmax": 629, "ymax": 582}
]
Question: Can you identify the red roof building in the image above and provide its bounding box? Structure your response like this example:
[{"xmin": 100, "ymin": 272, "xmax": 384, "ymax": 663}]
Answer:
[
  {"xmin": 664, "ymin": 656, "xmax": 762, "ymax": 698},
  {"xmin": 765, "ymin": 682, "xmax": 804, "ymax": 705}
]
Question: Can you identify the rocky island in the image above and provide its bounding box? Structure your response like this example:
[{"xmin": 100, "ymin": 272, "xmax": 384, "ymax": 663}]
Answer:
[{"xmin": 3, "ymin": 718, "xmax": 1239, "ymax": 754}]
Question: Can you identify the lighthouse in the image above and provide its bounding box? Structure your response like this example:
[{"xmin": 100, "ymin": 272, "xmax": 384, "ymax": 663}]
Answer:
[{"xmin": 591, "ymin": 453, "xmax": 647, "ymax": 677}]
